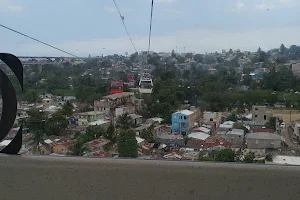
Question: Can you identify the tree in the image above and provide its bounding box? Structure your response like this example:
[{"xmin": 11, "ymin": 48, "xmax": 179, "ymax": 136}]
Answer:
[
  {"xmin": 243, "ymin": 152, "xmax": 255, "ymax": 163},
  {"xmin": 86, "ymin": 125, "xmax": 105, "ymax": 139},
  {"xmin": 194, "ymin": 54, "xmax": 203, "ymax": 63},
  {"xmin": 26, "ymin": 109, "xmax": 47, "ymax": 153},
  {"xmin": 116, "ymin": 113, "xmax": 134, "ymax": 130},
  {"xmin": 45, "ymin": 112, "xmax": 68, "ymax": 136},
  {"xmin": 265, "ymin": 117, "xmax": 282, "ymax": 130},
  {"xmin": 117, "ymin": 129, "xmax": 138, "ymax": 158},
  {"xmin": 104, "ymin": 122, "xmax": 116, "ymax": 143},
  {"xmin": 70, "ymin": 140, "xmax": 88, "ymax": 156},
  {"xmin": 24, "ymin": 90, "xmax": 39, "ymax": 104},
  {"xmin": 215, "ymin": 149, "xmax": 236, "ymax": 162},
  {"xmin": 233, "ymin": 122, "xmax": 249, "ymax": 133},
  {"xmin": 171, "ymin": 49, "xmax": 176, "ymax": 57},
  {"xmin": 140, "ymin": 124, "xmax": 155, "ymax": 142},
  {"xmin": 61, "ymin": 101, "xmax": 74, "ymax": 116},
  {"xmin": 226, "ymin": 113, "xmax": 237, "ymax": 122}
]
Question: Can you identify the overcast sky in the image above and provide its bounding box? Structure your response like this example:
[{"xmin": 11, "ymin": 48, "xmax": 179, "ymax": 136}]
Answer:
[{"xmin": 0, "ymin": 0, "xmax": 300, "ymax": 57}]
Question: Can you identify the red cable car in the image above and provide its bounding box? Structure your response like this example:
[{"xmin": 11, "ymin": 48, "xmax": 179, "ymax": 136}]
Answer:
[
  {"xmin": 111, "ymin": 80, "xmax": 124, "ymax": 94},
  {"xmin": 127, "ymin": 73, "xmax": 134, "ymax": 82}
]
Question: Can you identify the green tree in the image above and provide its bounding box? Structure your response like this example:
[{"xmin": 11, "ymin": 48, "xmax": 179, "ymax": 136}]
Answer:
[
  {"xmin": 140, "ymin": 124, "xmax": 155, "ymax": 142},
  {"xmin": 116, "ymin": 113, "xmax": 134, "ymax": 130},
  {"xmin": 215, "ymin": 149, "xmax": 236, "ymax": 162},
  {"xmin": 233, "ymin": 122, "xmax": 249, "ymax": 133},
  {"xmin": 226, "ymin": 113, "xmax": 237, "ymax": 122},
  {"xmin": 193, "ymin": 54, "xmax": 203, "ymax": 63},
  {"xmin": 117, "ymin": 129, "xmax": 138, "ymax": 158},
  {"xmin": 265, "ymin": 117, "xmax": 282, "ymax": 130},
  {"xmin": 26, "ymin": 109, "xmax": 47, "ymax": 153},
  {"xmin": 61, "ymin": 101, "xmax": 74, "ymax": 116},
  {"xmin": 104, "ymin": 122, "xmax": 116, "ymax": 143},
  {"xmin": 24, "ymin": 90, "xmax": 39, "ymax": 104},
  {"xmin": 45, "ymin": 112, "xmax": 68, "ymax": 136},
  {"xmin": 70, "ymin": 139, "xmax": 88, "ymax": 156},
  {"xmin": 244, "ymin": 152, "xmax": 255, "ymax": 163},
  {"xmin": 86, "ymin": 125, "xmax": 105, "ymax": 139}
]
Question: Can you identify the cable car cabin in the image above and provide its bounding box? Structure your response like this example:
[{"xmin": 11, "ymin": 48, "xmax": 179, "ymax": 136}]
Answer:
[
  {"xmin": 138, "ymin": 77, "xmax": 153, "ymax": 94},
  {"xmin": 127, "ymin": 73, "xmax": 134, "ymax": 82},
  {"xmin": 111, "ymin": 80, "xmax": 124, "ymax": 94}
]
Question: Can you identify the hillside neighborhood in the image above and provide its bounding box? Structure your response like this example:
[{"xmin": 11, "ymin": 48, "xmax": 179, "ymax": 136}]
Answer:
[{"xmin": 2, "ymin": 44, "xmax": 300, "ymax": 165}]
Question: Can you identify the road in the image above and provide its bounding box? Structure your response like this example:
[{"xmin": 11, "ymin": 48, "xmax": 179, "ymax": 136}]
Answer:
[{"xmin": 0, "ymin": 155, "xmax": 300, "ymax": 200}]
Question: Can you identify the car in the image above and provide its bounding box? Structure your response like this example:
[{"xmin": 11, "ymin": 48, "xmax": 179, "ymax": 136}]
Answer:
[{"xmin": 280, "ymin": 123, "xmax": 286, "ymax": 128}]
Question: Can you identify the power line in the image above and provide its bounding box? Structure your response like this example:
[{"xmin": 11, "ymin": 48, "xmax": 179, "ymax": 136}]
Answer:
[
  {"xmin": 147, "ymin": 0, "xmax": 154, "ymax": 56},
  {"xmin": 0, "ymin": 23, "xmax": 79, "ymax": 58},
  {"xmin": 112, "ymin": 0, "xmax": 138, "ymax": 53}
]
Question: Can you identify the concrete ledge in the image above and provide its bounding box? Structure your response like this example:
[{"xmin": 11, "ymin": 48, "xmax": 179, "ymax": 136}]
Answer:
[{"xmin": 0, "ymin": 155, "xmax": 299, "ymax": 200}]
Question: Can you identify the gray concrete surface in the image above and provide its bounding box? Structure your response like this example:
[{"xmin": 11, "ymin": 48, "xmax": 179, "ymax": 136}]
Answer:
[{"xmin": 0, "ymin": 155, "xmax": 300, "ymax": 200}]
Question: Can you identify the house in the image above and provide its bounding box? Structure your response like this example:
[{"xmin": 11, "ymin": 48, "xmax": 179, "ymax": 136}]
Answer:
[
  {"xmin": 219, "ymin": 129, "xmax": 244, "ymax": 146},
  {"xmin": 171, "ymin": 107, "xmax": 200, "ymax": 135},
  {"xmin": 218, "ymin": 121, "xmax": 235, "ymax": 131},
  {"xmin": 77, "ymin": 111, "xmax": 105, "ymax": 126},
  {"xmin": 128, "ymin": 114, "xmax": 143, "ymax": 127},
  {"xmin": 252, "ymin": 106, "xmax": 273, "ymax": 125},
  {"xmin": 203, "ymin": 112, "xmax": 222, "ymax": 128},
  {"xmin": 94, "ymin": 92, "xmax": 140, "ymax": 118},
  {"xmin": 245, "ymin": 132, "xmax": 282, "ymax": 149}
]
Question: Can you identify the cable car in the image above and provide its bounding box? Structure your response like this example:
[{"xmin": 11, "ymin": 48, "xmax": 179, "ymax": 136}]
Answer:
[
  {"xmin": 111, "ymin": 80, "xmax": 124, "ymax": 94},
  {"xmin": 138, "ymin": 73, "xmax": 153, "ymax": 94}
]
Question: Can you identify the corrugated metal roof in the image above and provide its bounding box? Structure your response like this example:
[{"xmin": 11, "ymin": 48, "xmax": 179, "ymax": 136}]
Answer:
[{"xmin": 188, "ymin": 132, "xmax": 210, "ymax": 141}]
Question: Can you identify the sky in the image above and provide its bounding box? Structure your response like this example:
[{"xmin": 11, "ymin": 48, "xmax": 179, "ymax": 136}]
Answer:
[{"xmin": 0, "ymin": 0, "xmax": 300, "ymax": 57}]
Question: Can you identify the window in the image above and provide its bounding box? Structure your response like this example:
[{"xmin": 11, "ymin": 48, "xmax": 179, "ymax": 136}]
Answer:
[
  {"xmin": 255, "ymin": 115, "xmax": 258, "ymax": 118},
  {"xmin": 184, "ymin": 116, "xmax": 187, "ymax": 120},
  {"xmin": 264, "ymin": 115, "xmax": 266, "ymax": 120},
  {"xmin": 255, "ymin": 108, "xmax": 258, "ymax": 110}
]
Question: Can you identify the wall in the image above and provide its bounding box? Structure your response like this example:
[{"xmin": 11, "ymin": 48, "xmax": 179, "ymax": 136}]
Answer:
[
  {"xmin": 1, "ymin": 150, "xmax": 300, "ymax": 199},
  {"xmin": 246, "ymin": 138, "xmax": 281, "ymax": 149},
  {"xmin": 171, "ymin": 113, "xmax": 189, "ymax": 134}
]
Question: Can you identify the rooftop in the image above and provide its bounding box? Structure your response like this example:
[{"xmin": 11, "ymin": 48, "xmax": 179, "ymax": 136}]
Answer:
[
  {"xmin": 174, "ymin": 110, "xmax": 194, "ymax": 116},
  {"xmin": 246, "ymin": 132, "xmax": 281, "ymax": 140},
  {"xmin": 78, "ymin": 111, "xmax": 104, "ymax": 116},
  {"xmin": 102, "ymin": 92, "xmax": 134, "ymax": 100}
]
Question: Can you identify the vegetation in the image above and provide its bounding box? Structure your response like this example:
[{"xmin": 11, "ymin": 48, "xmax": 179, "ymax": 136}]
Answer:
[
  {"xmin": 140, "ymin": 124, "xmax": 155, "ymax": 142},
  {"xmin": 243, "ymin": 152, "xmax": 255, "ymax": 163},
  {"xmin": 215, "ymin": 149, "xmax": 236, "ymax": 162},
  {"xmin": 45, "ymin": 112, "xmax": 68, "ymax": 136},
  {"xmin": 117, "ymin": 129, "xmax": 138, "ymax": 158}
]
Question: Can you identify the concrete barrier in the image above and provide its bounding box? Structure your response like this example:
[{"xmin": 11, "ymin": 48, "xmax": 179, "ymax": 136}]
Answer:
[{"xmin": 0, "ymin": 155, "xmax": 299, "ymax": 200}]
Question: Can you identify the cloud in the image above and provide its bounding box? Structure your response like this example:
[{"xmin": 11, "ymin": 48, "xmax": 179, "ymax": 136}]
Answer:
[
  {"xmin": 255, "ymin": 0, "xmax": 300, "ymax": 10},
  {"xmin": 224, "ymin": 1, "xmax": 245, "ymax": 12},
  {"xmin": 164, "ymin": 8, "xmax": 183, "ymax": 15},
  {"xmin": 236, "ymin": 2, "xmax": 245, "ymax": 9},
  {"xmin": 17, "ymin": 26, "xmax": 300, "ymax": 57},
  {"xmin": 0, "ymin": 0, "xmax": 22, "ymax": 12}
]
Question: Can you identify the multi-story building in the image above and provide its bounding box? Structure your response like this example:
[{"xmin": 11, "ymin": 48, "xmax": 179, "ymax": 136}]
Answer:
[
  {"xmin": 252, "ymin": 106, "xmax": 273, "ymax": 125},
  {"xmin": 94, "ymin": 92, "xmax": 142, "ymax": 120},
  {"xmin": 77, "ymin": 111, "xmax": 105, "ymax": 126},
  {"xmin": 171, "ymin": 107, "xmax": 200, "ymax": 135}
]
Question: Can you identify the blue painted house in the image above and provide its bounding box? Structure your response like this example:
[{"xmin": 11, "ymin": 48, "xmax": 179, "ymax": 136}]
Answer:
[{"xmin": 171, "ymin": 110, "xmax": 198, "ymax": 135}]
